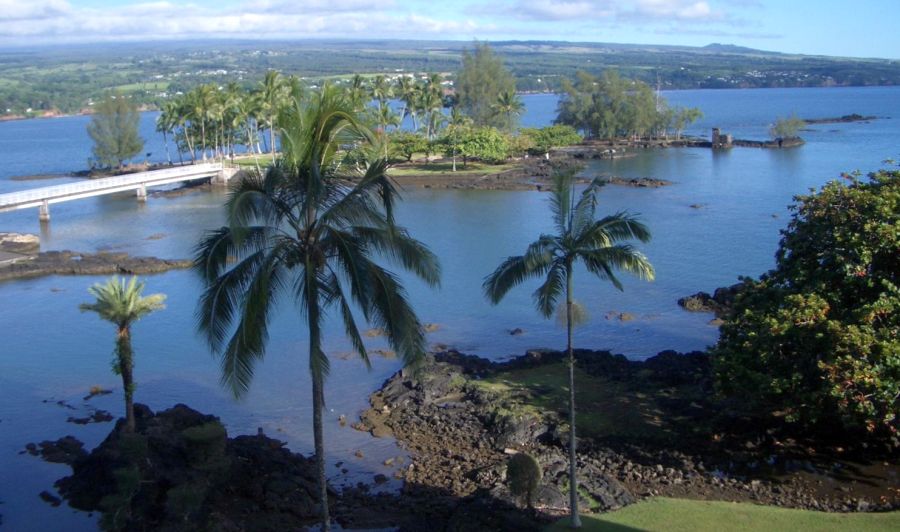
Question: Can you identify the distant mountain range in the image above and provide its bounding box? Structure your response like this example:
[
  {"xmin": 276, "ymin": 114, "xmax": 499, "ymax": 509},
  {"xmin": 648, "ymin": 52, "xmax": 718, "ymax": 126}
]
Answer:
[{"xmin": 1, "ymin": 39, "xmax": 897, "ymax": 115}]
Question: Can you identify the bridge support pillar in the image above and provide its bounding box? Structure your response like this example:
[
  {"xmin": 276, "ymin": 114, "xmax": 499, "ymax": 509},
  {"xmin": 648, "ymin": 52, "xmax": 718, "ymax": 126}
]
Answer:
[
  {"xmin": 39, "ymin": 200, "xmax": 50, "ymax": 222},
  {"xmin": 136, "ymin": 184, "xmax": 147, "ymax": 202},
  {"xmin": 214, "ymin": 167, "xmax": 240, "ymax": 185}
]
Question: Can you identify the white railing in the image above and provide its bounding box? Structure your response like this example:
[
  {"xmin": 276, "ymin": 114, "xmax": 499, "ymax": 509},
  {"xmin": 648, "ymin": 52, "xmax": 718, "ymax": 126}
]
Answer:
[{"xmin": 0, "ymin": 163, "xmax": 223, "ymax": 209}]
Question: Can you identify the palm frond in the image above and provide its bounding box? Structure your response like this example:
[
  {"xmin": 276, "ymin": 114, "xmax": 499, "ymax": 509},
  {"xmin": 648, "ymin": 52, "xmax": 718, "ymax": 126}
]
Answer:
[
  {"xmin": 533, "ymin": 259, "xmax": 567, "ymax": 318},
  {"xmin": 581, "ymin": 245, "xmax": 656, "ymax": 290},
  {"xmin": 483, "ymin": 249, "xmax": 555, "ymax": 305},
  {"xmin": 580, "ymin": 214, "xmax": 653, "ymax": 249},
  {"xmin": 350, "ymin": 225, "xmax": 441, "ymax": 287},
  {"xmin": 359, "ymin": 258, "xmax": 427, "ymax": 371}
]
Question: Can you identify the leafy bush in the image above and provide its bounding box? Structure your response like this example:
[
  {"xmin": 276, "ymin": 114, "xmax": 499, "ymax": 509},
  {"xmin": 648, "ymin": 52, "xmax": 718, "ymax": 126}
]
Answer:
[
  {"xmin": 507, "ymin": 452, "xmax": 542, "ymax": 509},
  {"xmin": 520, "ymin": 125, "xmax": 583, "ymax": 155},
  {"xmin": 388, "ymin": 131, "xmax": 428, "ymax": 162},
  {"xmin": 770, "ymin": 114, "xmax": 806, "ymax": 139},
  {"xmin": 713, "ymin": 169, "xmax": 899, "ymax": 443},
  {"xmin": 460, "ymin": 126, "xmax": 509, "ymax": 164}
]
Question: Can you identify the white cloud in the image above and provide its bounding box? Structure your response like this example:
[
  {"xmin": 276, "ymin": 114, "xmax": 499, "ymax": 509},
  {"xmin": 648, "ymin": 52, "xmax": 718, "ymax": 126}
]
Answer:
[
  {"xmin": 0, "ymin": 0, "xmax": 71, "ymax": 21},
  {"xmin": 0, "ymin": 2, "xmax": 489, "ymax": 44},
  {"xmin": 504, "ymin": 0, "xmax": 725, "ymax": 23}
]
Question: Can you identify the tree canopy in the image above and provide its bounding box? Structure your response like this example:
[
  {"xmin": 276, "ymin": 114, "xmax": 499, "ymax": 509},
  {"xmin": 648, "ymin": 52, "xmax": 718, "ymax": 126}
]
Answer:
[
  {"xmin": 556, "ymin": 70, "xmax": 701, "ymax": 141},
  {"xmin": 87, "ymin": 93, "xmax": 144, "ymax": 169},
  {"xmin": 713, "ymin": 169, "xmax": 899, "ymax": 443},
  {"xmin": 455, "ymin": 43, "xmax": 516, "ymax": 128}
]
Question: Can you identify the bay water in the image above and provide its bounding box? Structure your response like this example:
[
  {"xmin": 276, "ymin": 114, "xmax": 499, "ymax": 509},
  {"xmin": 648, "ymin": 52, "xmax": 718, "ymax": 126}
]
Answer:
[{"xmin": 0, "ymin": 86, "xmax": 897, "ymax": 530}]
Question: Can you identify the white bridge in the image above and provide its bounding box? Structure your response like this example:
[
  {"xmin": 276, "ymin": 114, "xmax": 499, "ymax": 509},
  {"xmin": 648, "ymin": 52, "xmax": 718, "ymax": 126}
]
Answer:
[{"xmin": 0, "ymin": 163, "xmax": 237, "ymax": 222}]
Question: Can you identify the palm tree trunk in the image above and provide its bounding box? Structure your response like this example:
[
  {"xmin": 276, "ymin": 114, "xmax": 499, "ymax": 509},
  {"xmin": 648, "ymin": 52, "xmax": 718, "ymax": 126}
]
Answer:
[
  {"xmin": 312, "ymin": 373, "xmax": 329, "ymax": 531},
  {"xmin": 270, "ymin": 121, "xmax": 276, "ymax": 158},
  {"xmin": 117, "ymin": 328, "xmax": 136, "ymax": 433},
  {"xmin": 163, "ymin": 131, "xmax": 172, "ymax": 165},
  {"xmin": 566, "ymin": 263, "xmax": 581, "ymax": 528}
]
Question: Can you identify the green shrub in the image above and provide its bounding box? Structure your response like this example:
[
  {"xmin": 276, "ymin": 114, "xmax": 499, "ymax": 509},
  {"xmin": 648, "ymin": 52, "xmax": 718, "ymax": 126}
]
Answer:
[
  {"xmin": 713, "ymin": 170, "xmax": 899, "ymax": 443},
  {"xmin": 507, "ymin": 452, "xmax": 542, "ymax": 509}
]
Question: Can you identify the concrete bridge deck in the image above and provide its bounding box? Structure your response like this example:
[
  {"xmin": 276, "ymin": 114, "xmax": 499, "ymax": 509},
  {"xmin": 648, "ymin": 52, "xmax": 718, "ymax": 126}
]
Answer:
[{"xmin": 0, "ymin": 163, "xmax": 235, "ymax": 221}]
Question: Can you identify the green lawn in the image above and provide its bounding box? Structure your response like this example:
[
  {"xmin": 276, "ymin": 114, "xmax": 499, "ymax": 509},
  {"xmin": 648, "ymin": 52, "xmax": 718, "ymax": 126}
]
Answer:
[
  {"xmin": 387, "ymin": 161, "xmax": 517, "ymax": 177},
  {"xmin": 231, "ymin": 154, "xmax": 275, "ymax": 169},
  {"xmin": 475, "ymin": 362, "xmax": 700, "ymax": 443},
  {"xmin": 114, "ymin": 81, "xmax": 170, "ymax": 92},
  {"xmin": 547, "ymin": 498, "xmax": 900, "ymax": 531}
]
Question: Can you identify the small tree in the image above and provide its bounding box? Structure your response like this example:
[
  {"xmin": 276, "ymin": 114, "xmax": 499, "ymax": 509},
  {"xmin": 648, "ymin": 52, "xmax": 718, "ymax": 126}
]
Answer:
[
  {"xmin": 460, "ymin": 126, "xmax": 510, "ymax": 164},
  {"xmin": 388, "ymin": 131, "xmax": 428, "ymax": 163},
  {"xmin": 87, "ymin": 93, "xmax": 144, "ymax": 169},
  {"xmin": 770, "ymin": 114, "xmax": 806, "ymax": 140},
  {"xmin": 80, "ymin": 276, "xmax": 166, "ymax": 432},
  {"xmin": 507, "ymin": 453, "xmax": 542, "ymax": 510}
]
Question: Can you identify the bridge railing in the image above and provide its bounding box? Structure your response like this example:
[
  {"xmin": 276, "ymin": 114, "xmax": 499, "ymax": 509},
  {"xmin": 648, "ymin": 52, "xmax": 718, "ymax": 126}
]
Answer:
[{"xmin": 0, "ymin": 163, "xmax": 223, "ymax": 207}]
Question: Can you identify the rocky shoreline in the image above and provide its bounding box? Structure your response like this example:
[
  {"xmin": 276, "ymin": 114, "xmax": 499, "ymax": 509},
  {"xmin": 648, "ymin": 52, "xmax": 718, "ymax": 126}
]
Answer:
[
  {"xmin": 31, "ymin": 349, "xmax": 899, "ymax": 530},
  {"xmin": 352, "ymin": 349, "xmax": 900, "ymax": 526},
  {"xmin": 0, "ymin": 249, "xmax": 192, "ymax": 282}
]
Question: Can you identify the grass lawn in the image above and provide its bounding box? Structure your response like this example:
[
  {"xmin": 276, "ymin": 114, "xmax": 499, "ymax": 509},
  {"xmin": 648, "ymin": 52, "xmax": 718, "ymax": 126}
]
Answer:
[
  {"xmin": 231, "ymin": 154, "xmax": 276, "ymax": 169},
  {"xmin": 475, "ymin": 362, "xmax": 702, "ymax": 444},
  {"xmin": 388, "ymin": 160, "xmax": 517, "ymax": 177},
  {"xmin": 547, "ymin": 498, "xmax": 900, "ymax": 531}
]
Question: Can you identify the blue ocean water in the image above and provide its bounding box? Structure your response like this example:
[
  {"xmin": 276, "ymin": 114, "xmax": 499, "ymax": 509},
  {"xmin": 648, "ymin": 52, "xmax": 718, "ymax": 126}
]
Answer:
[{"xmin": 0, "ymin": 86, "xmax": 897, "ymax": 530}]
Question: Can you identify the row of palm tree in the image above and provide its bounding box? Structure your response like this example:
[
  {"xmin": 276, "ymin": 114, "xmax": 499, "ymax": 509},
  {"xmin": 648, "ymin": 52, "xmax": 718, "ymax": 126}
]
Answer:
[
  {"xmin": 155, "ymin": 71, "xmax": 528, "ymax": 169},
  {"xmin": 84, "ymin": 83, "xmax": 652, "ymax": 530}
]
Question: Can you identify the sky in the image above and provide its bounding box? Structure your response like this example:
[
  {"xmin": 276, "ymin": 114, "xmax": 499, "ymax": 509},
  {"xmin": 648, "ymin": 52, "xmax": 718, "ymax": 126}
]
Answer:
[{"xmin": 0, "ymin": 0, "xmax": 897, "ymax": 59}]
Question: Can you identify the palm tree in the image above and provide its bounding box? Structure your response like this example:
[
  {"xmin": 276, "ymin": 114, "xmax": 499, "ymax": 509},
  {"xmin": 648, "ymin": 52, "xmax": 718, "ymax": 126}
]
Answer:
[
  {"xmin": 483, "ymin": 171, "xmax": 654, "ymax": 528},
  {"xmin": 397, "ymin": 76, "xmax": 420, "ymax": 131},
  {"xmin": 156, "ymin": 100, "xmax": 178, "ymax": 165},
  {"xmin": 493, "ymin": 90, "xmax": 525, "ymax": 133},
  {"xmin": 260, "ymin": 70, "xmax": 286, "ymax": 158},
  {"xmin": 80, "ymin": 276, "xmax": 166, "ymax": 433},
  {"xmin": 370, "ymin": 74, "xmax": 393, "ymax": 104},
  {"xmin": 195, "ymin": 85, "xmax": 440, "ymax": 531}
]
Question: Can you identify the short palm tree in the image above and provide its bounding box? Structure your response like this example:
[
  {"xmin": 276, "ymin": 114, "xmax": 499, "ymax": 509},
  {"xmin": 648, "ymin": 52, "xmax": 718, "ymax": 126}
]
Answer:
[
  {"xmin": 483, "ymin": 171, "xmax": 654, "ymax": 528},
  {"xmin": 80, "ymin": 276, "xmax": 166, "ymax": 433},
  {"xmin": 195, "ymin": 86, "xmax": 440, "ymax": 531},
  {"xmin": 493, "ymin": 90, "xmax": 525, "ymax": 133}
]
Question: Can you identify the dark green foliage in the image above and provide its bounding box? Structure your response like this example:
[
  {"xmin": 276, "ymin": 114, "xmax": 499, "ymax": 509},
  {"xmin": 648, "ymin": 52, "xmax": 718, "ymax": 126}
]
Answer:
[
  {"xmin": 713, "ymin": 170, "xmax": 899, "ymax": 442},
  {"xmin": 99, "ymin": 466, "xmax": 140, "ymax": 531},
  {"xmin": 557, "ymin": 70, "xmax": 675, "ymax": 140},
  {"xmin": 86, "ymin": 94, "xmax": 144, "ymax": 169},
  {"xmin": 182, "ymin": 421, "xmax": 228, "ymax": 472},
  {"xmin": 117, "ymin": 433, "xmax": 149, "ymax": 463},
  {"xmin": 455, "ymin": 43, "xmax": 516, "ymax": 128},
  {"xmin": 507, "ymin": 453, "xmax": 542, "ymax": 509},
  {"xmin": 165, "ymin": 483, "xmax": 207, "ymax": 523},
  {"xmin": 520, "ymin": 125, "xmax": 583, "ymax": 155}
]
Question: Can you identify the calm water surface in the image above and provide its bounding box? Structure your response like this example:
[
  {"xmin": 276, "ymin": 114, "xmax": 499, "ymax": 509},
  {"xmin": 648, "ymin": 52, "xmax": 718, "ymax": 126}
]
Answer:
[{"xmin": 0, "ymin": 86, "xmax": 897, "ymax": 530}]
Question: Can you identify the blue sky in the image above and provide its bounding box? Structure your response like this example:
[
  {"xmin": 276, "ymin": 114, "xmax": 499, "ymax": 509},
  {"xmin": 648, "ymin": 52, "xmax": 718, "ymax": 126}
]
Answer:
[{"xmin": 0, "ymin": 0, "xmax": 897, "ymax": 58}]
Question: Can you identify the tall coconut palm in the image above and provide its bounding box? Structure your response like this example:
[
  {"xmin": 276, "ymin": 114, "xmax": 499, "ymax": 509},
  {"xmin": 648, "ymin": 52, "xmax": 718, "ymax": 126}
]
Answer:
[
  {"xmin": 156, "ymin": 100, "xmax": 178, "ymax": 165},
  {"xmin": 80, "ymin": 276, "xmax": 166, "ymax": 433},
  {"xmin": 483, "ymin": 171, "xmax": 654, "ymax": 528},
  {"xmin": 260, "ymin": 70, "xmax": 286, "ymax": 158},
  {"xmin": 195, "ymin": 85, "xmax": 440, "ymax": 531}
]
